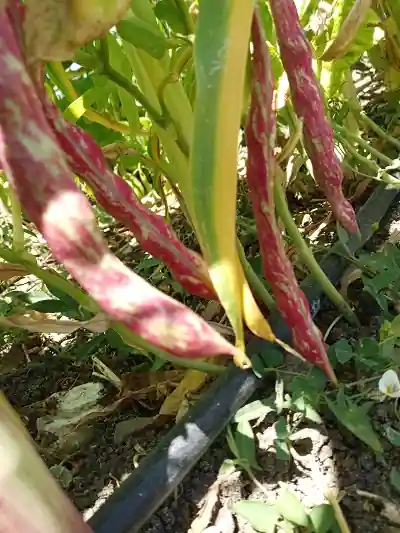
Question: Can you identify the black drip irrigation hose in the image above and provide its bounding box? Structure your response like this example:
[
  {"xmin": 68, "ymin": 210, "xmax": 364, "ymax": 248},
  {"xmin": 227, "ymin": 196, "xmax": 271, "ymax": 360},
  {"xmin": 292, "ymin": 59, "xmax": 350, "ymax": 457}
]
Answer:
[{"xmin": 90, "ymin": 185, "xmax": 399, "ymax": 533}]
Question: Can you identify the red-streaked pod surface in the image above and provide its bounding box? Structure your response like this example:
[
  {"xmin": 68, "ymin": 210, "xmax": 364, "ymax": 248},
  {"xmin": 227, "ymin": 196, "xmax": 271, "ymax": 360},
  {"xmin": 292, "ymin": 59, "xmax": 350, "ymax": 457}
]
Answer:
[
  {"xmin": 269, "ymin": 0, "xmax": 358, "ymax": 234},
  {"xmin": 245, "ymin": 11, "xmax": 335, "ymax": 380},
  {"xmin": 0, "ymin": 10, "xmax": 241, "ymax": 361}
]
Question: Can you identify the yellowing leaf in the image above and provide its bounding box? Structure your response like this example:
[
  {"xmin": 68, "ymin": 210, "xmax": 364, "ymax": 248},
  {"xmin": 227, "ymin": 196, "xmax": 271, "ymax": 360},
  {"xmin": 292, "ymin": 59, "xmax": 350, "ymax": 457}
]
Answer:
[
  {"xmin": 189, "ymin": 0, "xmax": 273, "ymax": 366},
  {"xmin": 0, "ymin": 310, "xmax": 109, "ymax": 334},
  {"xmin": 322, "ymin": 0, "xmax": 373, "ymax": 61},
  {"xmin": 159, "ymin": 369, "xmax": 208, "ymax": 418}
]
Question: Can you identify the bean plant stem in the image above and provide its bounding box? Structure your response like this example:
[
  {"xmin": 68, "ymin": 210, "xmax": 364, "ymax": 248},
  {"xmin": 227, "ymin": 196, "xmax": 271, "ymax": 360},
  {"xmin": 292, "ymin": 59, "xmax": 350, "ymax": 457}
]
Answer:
[
  {"xmin": 274, "ymin": 177, "xmax": 359, "ymax": 326},
  {"xmin": 334, "ymin": 123, "xmax": 393, "ymax": 166},
  {"xmin": 349, "ymin": 104, "xmax": 400, "ymax": 151},
  {"xmin": 236, "ymin": 238, "xmax": 275, "ymax": 311},
  {"xmin": 9, "ymin": 188, "xmax": 24, "ymax": 253},
  {"xmin": 335, "ymin": 132, "xmax": 400, "ymax": 186},
  {"xmin": 175, "ymin": 0, "xmax": 195, "ymax": 34}
]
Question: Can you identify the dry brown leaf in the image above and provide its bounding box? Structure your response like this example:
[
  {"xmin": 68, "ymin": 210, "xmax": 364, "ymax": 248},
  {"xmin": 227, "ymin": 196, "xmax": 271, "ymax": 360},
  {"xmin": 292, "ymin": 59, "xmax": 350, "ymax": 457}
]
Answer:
[
  {"xmin": 121, "ymin": 370, "xmax": 181, "ymax": 401},
  {"xmin": 202, "ymin": 301, "xmax": 221, "ymax": 321},
  {"xmin": 322, "ymin": 0, "xmax": 373, "ymax": 61},
  {"xmin": 0, "ymin": 262, "xmax": 29, "ymax": 280},
  {"xmin": 340, "ymin": 266, "xmax": 362, "ymax": 298},
  {"xmin": 0, "ymin": 310, "xmax": 109, "ymax": 334},
  {"xmin": 160, "ymin": 369, "xmax": 208, "ymax": 418},
  {"xmin": 23, "ymin": 0, "xmax": 130, "ymax": 62},
  {"xmin": 188, "ymin": 480, "xmax": 220, "ymax": 533}
]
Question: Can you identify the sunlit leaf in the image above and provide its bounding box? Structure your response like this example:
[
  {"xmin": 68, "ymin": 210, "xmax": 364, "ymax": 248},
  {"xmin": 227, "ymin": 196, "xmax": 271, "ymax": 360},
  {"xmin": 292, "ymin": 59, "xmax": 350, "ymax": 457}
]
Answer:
[
  {"xmin": 232, "ymin": 501, "xmax": 280, "ymax": 533},
  {"xmin": 276, "ymin": 488, "xmax": 308, "ymax": 527},
  {"xmin": 326, "ymin": 389, "xmax": 383, "ymax": 453}
]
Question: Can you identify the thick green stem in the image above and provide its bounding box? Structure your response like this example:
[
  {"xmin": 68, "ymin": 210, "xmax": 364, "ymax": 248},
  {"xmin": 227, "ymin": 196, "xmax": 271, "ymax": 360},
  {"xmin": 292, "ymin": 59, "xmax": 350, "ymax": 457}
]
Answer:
[
  {"xmin": 334, "ymin": 123, "xmax": 393, "ymax": 166},
  {"xmin": 350, "ymin": 105, "xmax": 400, "ymax": 152},
  {"xmin": 236, "ymin": 238, "xmax": 275, "ymax": 312},
  {"xmin": 9, "ymin": 188, "xmax": 24, "ymax": 253},
  {"xmin": 274, "ymin": 179, "xmax": 359, "ymax": 326},
  {"xmin": 335, "ymin": 132, "xmax": 400, "ymax": 186},
  {"xmin": 175, "ymin": 0, "xmax": 195, "ymax": 34}
]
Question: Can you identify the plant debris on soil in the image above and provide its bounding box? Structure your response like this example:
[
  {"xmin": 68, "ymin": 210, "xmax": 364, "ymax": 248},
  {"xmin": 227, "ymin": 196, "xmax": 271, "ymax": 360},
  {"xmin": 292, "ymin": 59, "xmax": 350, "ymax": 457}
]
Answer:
[{"xmin": 2, "ymin": 196, "xmax": 400, "ymax": 533}]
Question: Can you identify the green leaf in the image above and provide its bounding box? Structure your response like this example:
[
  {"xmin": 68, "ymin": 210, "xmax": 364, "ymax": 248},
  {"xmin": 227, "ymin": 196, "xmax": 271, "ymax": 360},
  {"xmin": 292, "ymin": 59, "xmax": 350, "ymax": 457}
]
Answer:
[
  {"xmin": 154, "ymin": 0, "xmax": 187, "ymax": 34},
  {"xmin": 232, "ymin": 500, "xmax": 280, "ymax": 533},
  {"xmin": 275, "ymin": 417, "xmax": 289, "ymax": 440},
  {"xmin": 226, "ymin": 424, "xmax": 240, "ymax": 459},
  {"xmin": 107, "ymin": 34, "xmax": 140, "ymax": 134},
  {"xmin": 106, "ymin": 329, "xmax": 133, "ymax": 354},
  {"xmin": 332, "ymin": 339, "xmax": 354, "ymax": 364},
  {"xmin": 234, "ymin": 398, "xmax": 275, "ymax": 423},
  {"xmin": 309, "ymin": 504, "xmax": 336, "ymax": 533},
  {"xmin": 326, "ymin": 389, "xmax": 383, "ymax": 453},
  {"xmin": 385, "ymin": 425, "xmax": 400, "ymax": 446},
  {"xmin": 27, "ymin": 298, "xmax": 77, "ymax": 314},
  {"xmin": 258, "ymin": 344, "xmax": 285, "ymax": 368},
  {"xmin": 117, "ymin": 17, "xmax": 169, "ymax": 59},
  {"xmin": 291, "ymin": 396, "xmax": 322, "ymax": 424},
  {"xmin": 236, "ymin": 419, "xmax": 260, "ymax": 470},
  {"xmin": 390, "ymin": 467, "xmax": 400, "ymax": 494},
  {"xmin": 276, "ymin": 488, "xmax": 308, "ymax": 527},
  {"xmin": 274, "ymin": 438, "xmax": 291, "ymax": 461},
  {"xmin": 391, "ymin": 315, "xmax": 400, "ymax": 338}
]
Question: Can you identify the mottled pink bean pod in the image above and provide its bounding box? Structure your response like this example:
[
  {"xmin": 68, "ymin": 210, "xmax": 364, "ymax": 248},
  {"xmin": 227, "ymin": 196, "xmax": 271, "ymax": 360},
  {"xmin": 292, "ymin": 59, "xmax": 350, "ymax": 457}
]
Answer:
[
  {"xmin": 6, "ymin": 0, "xmax": 215, "ymax": 301},
  {"xmin": 44, "ymin": 104, "xmax": 216, "ymax": 300},
  {"xmin": 0, "ymin": 9, "xmax": 240, "ymax": 361},
  {"xmin": 245, "ymin": 11, "xmax": 335, "ymax": 380},
  {"xmin": 269, "ymin": 0, "xmax": 358, "ymax": 234}
]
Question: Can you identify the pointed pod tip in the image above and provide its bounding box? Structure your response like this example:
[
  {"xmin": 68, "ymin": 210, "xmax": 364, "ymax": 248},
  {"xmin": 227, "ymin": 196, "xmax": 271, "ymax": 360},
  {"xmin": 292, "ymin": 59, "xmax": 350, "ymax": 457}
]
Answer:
[{"xmin": 233, "ymin": 350, "xmax": 252, "ymax": 370}]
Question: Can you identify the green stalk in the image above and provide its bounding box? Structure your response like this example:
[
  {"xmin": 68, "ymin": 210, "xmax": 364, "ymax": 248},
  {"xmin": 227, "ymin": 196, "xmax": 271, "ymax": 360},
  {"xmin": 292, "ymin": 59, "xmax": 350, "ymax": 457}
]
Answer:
[
  {"xmin": 9, "ymin": 188, "xmax": 24, "ymax": 253},
  {"xmin": 175, "ymin": 0, "xmax": 195, "ymax": 34},
  {"xmin": 274, "ymin": 179, "xmax": 359, "ymax": 326},
  {"xmin": 236, "ymin": 238, "xmax": 275, "ymax": 311},
  {"xmin": 0, "ymin": 246, "xmax": 226, "ymax": 374},
  {"xmin": 334, "ymin": 123, "xmax": 393, "ymax": 166},
  {"xmin": 335, "ymin": 132, "xmax": 400, "ymax": 186},
  {"xmin": 350, "ymin": 105, "xmax": 400, "ymax": 152}
]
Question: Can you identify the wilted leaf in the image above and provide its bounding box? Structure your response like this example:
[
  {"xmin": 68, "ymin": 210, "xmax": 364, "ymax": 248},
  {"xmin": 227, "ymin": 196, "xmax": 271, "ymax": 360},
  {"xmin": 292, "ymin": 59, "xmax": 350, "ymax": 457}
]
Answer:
[
  {"xmin": 24, "ymin": 0, "xmax": 131, "ymax": 61},
  {"xmin": 234, "ymin": 398, "xmax": 275, "ymax": 423},
  {"xmin": 159, "ymin": 369, "xmax": 208, "ymax": 417},
  {"xmin": 114, "ymin": 417, "xmax": 155, "ymax": 444},
  {"xmin": 0, "ymin": 310, "xmax": 109, "ymax": 334},
  {"xmin": 0, "ymin": 261, "xmax": 28, "ymax": 280},
  {"xmin": 50, "ymin": 464, "xmax": 73, "ymax": 489},
  {"xmin": 276, "ymin": 488, "xmax": 308, "ymax": 527},
  {"xmin": 232, "ymin": 500, "xmax": 280, "ymax": 533},
  {"xmin": 215, "ymin": 506, "xmax": 235, "ymax": 533},
  {"xmin": 36, "ymin": 382, "xmax": 106, "ymax": 438}
]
